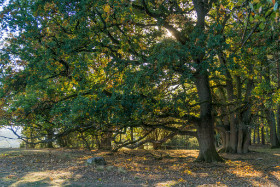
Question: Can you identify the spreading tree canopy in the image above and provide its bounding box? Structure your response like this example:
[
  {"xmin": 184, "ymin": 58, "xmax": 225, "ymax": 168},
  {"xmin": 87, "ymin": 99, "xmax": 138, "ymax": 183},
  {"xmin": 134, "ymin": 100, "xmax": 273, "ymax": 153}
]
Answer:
[{"xmin": 0, "ymin": 0, "xmax": 279, "ymax": 162}]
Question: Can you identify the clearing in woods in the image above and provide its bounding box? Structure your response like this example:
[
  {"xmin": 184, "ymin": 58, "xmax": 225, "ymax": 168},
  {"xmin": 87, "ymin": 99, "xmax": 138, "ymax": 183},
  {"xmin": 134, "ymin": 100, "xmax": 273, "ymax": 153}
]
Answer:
[{"xmin": 0, "ymin": 146, "xmax": 280, "ymax": 186}]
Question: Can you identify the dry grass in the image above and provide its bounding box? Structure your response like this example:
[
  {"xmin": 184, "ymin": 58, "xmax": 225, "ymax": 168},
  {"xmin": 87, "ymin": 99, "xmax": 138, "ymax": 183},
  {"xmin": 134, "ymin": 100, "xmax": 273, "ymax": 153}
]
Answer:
[{"xmin": 0, "ymin": 146, "xmax": 279, "ymax": 186}]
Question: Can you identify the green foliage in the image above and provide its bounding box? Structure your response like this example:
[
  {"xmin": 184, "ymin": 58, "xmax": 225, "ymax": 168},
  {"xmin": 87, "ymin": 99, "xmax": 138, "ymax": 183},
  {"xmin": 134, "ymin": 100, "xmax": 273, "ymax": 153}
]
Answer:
[
  {"xmin": 0, "ymin": 0, "xmax": 280, "ymax": 158},
  {"xmin": 163, "ymin": 135, "xmax": 199, "ymax": 149}
]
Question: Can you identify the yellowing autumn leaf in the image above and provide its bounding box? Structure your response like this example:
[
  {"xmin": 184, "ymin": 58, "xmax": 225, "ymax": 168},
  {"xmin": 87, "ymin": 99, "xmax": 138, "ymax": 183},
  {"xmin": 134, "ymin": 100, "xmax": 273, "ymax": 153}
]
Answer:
[
  {"xmin": 104, "ymin": 4, "xmax": 110, "ymax": 13},
  {"xmin": 247, "ymin": 48, "xmax": 252, "ymax": 53},
  {"xmin": 117, "ymin": 49, "xmax": 123, "ymax": 54},
  {"xmin": 238, "ymin": 12, "xmax": 243, "ymax": 18},
  {"xmin": 267, "ymin": 55, "xmax": 273, "ymax": 60},
  {"xmin": 139, "ymin": 43, "xmax": 146, "ymax": 50}
]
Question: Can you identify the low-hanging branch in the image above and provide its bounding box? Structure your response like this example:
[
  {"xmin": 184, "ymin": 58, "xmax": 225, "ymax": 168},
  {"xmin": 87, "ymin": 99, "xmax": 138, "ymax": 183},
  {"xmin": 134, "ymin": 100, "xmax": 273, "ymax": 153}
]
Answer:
[
  {"xmin": 122, "ymin": 132, "xmax": 178, "ymax": 151},
  {"xmin": 112, "ymin": 129, "xmax": 154, "ymax": 152},
  {"xmin": 139, "ymin": 121, "xmax": 197, "ymax": 137},
  {"xmin": 156, "ymin": 112, "xmax": 200, "ymax": 124}
]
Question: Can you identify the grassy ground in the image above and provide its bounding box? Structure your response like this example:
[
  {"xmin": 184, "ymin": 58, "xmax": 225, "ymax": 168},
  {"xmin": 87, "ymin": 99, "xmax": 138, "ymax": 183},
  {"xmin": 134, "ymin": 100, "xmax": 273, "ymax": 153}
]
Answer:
[{"xmin": 0, "ymin": 145, "xmax": 279, "ymax": 186}]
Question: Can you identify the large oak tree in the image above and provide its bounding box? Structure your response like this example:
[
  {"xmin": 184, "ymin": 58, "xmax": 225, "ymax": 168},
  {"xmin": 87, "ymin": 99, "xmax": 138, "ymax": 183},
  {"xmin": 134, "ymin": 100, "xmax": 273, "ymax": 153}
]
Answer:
[{"xmin": 0, "ymin": 0, "xmax": 279, "ymax": 162}]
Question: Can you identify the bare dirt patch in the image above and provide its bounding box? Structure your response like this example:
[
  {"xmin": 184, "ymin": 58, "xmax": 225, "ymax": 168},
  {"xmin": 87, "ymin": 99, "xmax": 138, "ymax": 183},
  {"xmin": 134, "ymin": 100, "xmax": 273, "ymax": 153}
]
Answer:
[{"xmin": 0, "ymin": 146, "xmax": 280, "ymax": 186}]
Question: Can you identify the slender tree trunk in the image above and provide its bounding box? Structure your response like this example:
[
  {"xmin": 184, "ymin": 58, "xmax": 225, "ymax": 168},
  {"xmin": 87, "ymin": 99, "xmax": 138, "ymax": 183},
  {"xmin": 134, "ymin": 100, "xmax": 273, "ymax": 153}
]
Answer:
[
  {"xmin": 216, "ymin": 122, "xmax": 230, "ymax": 152},
  {"xmin": 266, "ymin": 127, "xmax": 270, "ymax": 144},
  {"xmin": 253, "ymin": 126, "xmax": 256, "ymax": 144},
  {"xmin": 218, "ymin": 52, "xmax": 237, "ymax": 153},
  {"xmin": 261, "ymin": 126, "xmax": 265, "ymax": 145},
  {"xmin": 277, "ymin": 51, "xmax": 280, "ymax": 139},
  {"xmin": 219, "ymin": 129, "xmax": 226, "ymax": 150},
  {"xmin": 29, "ymin": 129, "xmax": 36, "ymax": 149},
  {"xmin": 237, "ymin": 120, "xmax": 243, "ymax": 154},
  {"xmin": 237, "ymin": 68, "xmax": 253, "ymax": 153},
  {"xmin": 256, "ymin": 121, "xmax": 261, "ymax": 144},
  {"xmin": 242, "ymin": 128, "xmax": 250, "ymax": 153},
  {"xmin": 265, "ymin": 109, "xmax": 280, "ymax": 148},
  {"xmin": 263, "ymin": 66, "xmax": 280, "ymax": 148},
  {"xmin": 214, "ymin": 77, "xmax": 231, "ymax": 152},
  {"xmin": 222, "ymin": 109, "xmax": 231, "ymax": 152},
  {"xmin": 225, "ymin": 131, "xmax": 230, "ymax": 151},
  {"xmin": 237, "ymin": 122, "xmax": 250, "ymax": 154},
  {"xmin": 95, "ymin": 135, "xmax": 101, "ymax": 149},
  {"xmin": 130, "ymin": 127, "xmax": 134, "ymax": 142},
  {"xmin": 277, "ymin": 106, "xmax": 280, "ymax": 140},
  {"xmin": 241, "ymin": 107, "xmax": 252, "ymax": 153},
  {"xmin": 229, "ymin": 114, "xmax": 238, "ymax": 152}
]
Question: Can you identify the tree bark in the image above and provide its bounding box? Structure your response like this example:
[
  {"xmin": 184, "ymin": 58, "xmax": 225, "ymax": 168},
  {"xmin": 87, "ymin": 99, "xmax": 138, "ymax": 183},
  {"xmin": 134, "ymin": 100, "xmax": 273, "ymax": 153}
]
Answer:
[
  {"xmin": 261, "ymin": 126, "xmax": 265, "ymax": 145},
  {"xmin": 46, "ymin": 129, "xmax": 54, "ymax": 148},
  {"xmin": 217, "ymin": 53, "xmax": 238, "ymax": 153},
  {"xmin": 216, "ymin": 123, "xmax": 230, "ymax": 153},
  {"xmin": 237, "ymin": 109, "xmax": 251, "ymax": 154},
  {"xmin": 237, "ymin": 120, "xmax": 244, "ymax": 154},
  {"xmin": 253, "ymin": 126, "xmax": 256, "ymax": 144},
  {"xmin": 257, "ymin": 122, "xmax": 260, "ymax": 144},
  {"xmin": 194, "ymin": 73, "xmax": 223, "ymax": 162},
  {"xmin": 277, "ymin": 52, "xmax": 280, "ymax": 140},
  {"xmin": 190, "ymin": 0, "xmax": 222, "ymax": 162},
  {"xmin": 237, "ymin": 68, "xmax": 254, "ymax": 153},
  {"xmin": 99, "ymin": 131, "xmax": 113, "ymax": 151},
  {"xmin": 263, "ymin": 66, "xmax": 280, "ymax": 148},
  {"xmin": 243, "ymin": 129, "xmax": 250, "ymax": 153},
  {"xmin": 265, "ymin": 109, "xmax": 280, "ymax": 148},
  {"xmin": 277, "ymin": 105, "xmax": 280, "ymax": 140},
  {"xmin": 266, "ymin": 127, "xmax": 270, "ymax": 144},
  {"xmin": 130, "ymin": 127, "xmax": 134, "ymax": 142}
]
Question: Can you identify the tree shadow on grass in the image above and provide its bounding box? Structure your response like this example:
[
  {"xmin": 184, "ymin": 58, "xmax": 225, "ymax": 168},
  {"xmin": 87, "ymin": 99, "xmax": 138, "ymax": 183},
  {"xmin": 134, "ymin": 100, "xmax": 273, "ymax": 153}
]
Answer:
[
  {"xmin": 123, "ymin": 147, "xmax": 280, "ymax": 186},
  {"xmin": 0, "ymin": 148, "xmax": 76, "ymax": 187},
  {"xmin": 12, "ymin": 178, "xmax": 51, "ymax": 187},
  {"xmin": 1, "ymin": 147, "xmax": 280, "ymax": 187},
  {"xmin": 172, "ymin": 146, "xmax": 280, "ymax": 187},
  {"xmin": 226, "ymin": 147, "xmax": 280, "ymax": 186}
]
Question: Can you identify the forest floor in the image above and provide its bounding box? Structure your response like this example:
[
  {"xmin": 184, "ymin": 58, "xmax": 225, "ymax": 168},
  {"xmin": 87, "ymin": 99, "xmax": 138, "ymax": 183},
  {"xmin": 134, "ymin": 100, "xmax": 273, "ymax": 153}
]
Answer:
[{"xmin": 0, "ymin": 145, "xmax": 280, "ymax": 187}]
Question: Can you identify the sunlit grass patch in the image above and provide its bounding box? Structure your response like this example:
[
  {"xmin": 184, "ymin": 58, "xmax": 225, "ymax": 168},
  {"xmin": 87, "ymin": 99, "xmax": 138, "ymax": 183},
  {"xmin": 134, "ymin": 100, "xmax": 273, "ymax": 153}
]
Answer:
[
  {"xmin": 10, "ymin": 171, "xmax": 72, "ymax": 187},
  {"xmin": 226, "ymin": 160, "xmax": 262, "ymax": 178}
]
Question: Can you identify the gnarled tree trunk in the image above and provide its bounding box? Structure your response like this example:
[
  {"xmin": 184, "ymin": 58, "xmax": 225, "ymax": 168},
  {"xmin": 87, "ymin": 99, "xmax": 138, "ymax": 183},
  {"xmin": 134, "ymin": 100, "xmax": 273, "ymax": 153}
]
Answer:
[
  {"xmin": 194, "ymin": 73, "xmax": 223, "ymax": 162},
  {"xmin": 191, "ymin": 0, "xmax": 223, "ymax": 162}
]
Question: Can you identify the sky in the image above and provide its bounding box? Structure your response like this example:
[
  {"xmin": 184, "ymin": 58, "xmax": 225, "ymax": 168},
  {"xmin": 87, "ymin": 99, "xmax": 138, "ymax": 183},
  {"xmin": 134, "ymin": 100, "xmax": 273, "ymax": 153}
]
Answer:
[
  {"xmin": 0, "ymin": 0, "xmax": 9, "ymax": 10},
  {"xmin": 0, "ymin": 1, "xmax": 22, "ymax": 148},
  {"xmin": 0, "ymin": 128, "xmax": 22, "ymax": 148},
  {"xmin": 0, "ymin": 2, "xmax": 7, "ymax": 44}
]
